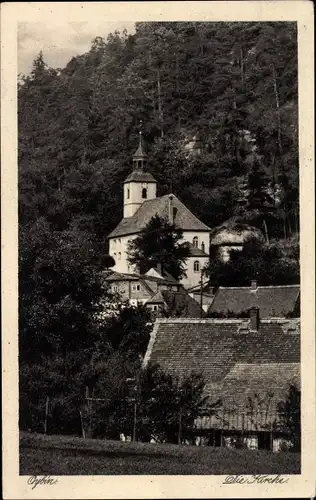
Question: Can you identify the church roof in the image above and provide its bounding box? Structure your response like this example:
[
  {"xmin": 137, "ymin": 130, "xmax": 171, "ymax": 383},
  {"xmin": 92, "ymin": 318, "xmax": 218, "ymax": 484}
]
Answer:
[
  {"xmin": 133, "ymin": 131, "xmax": 147, "ymax": 159},
  {"xmin": 124, "ymin": 170, "xmax": 157, "ymax": 183},
  {"xmin": 188, "ymin": 243, "xmax": 209, "ymax": 257},
  {"xmin": 209, "ymin": 284, "xmax": 300, "ymax": 318},
  {"xmin": 133, "ymin": 142, "xmax": 147, "ymax": 159},
  {"xmin": 143, "ymin": 318, "xmax": 300, "ymax": 414},
  {"xmin": 108, "ymin": 194, "xmax": 211, "ymax": 238}
]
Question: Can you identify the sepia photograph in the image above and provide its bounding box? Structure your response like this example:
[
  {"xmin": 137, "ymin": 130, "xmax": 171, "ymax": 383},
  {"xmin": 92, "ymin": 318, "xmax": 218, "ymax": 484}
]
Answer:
[{"xmin": 1, "ymin": 1, "xmax": 315, "ymax": 499}]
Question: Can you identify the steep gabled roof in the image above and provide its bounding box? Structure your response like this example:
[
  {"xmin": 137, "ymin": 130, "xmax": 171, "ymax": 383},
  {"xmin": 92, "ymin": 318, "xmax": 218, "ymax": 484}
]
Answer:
[
  {"xmin": 161, "ymin": 290, "xmax": 203, "ymax": 318},
  {"xmin": 209, "ymin": 284, "xmax": 300, "ymax": 317},
  {"xmin": 108, "ymin": 194, "xmax": 211, "ymax": 238},
  {"xmin": 144, "ymin": 318, "xmax": 300, "ymax": 414},
  {"xmin": 147, "ymin": 290, "xmax": 203, "ymax": 318}
]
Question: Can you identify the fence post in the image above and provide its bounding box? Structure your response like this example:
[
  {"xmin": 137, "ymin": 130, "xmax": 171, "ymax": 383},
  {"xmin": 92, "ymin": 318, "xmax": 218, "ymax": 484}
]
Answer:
[
  {"xmin": 44, "ymin": 396, "xmax": 49, "ymax": 435},
  {"xmin": 178, "ymin": 405, "xmax": 182, "ymax": 445},
  {"xmin": 132, "ymin": 399, "xmax": 137, "ymax": 442},
  {"xmin": 270, "ymin": 420, "xmax": 273, "ymax": 452},
  {"xmin": 79, "ymin": 410, "xmax": 86, "ymax": 439},
  {"xmin": 220, "ymin": 407, "xmax": 224, "ymax": 447}
]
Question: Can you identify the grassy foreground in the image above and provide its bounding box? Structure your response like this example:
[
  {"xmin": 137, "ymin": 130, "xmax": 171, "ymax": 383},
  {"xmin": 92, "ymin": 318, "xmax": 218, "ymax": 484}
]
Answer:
[{"xmin": 20, "ymin": 432, "xmax": 300, "ymax": 475}]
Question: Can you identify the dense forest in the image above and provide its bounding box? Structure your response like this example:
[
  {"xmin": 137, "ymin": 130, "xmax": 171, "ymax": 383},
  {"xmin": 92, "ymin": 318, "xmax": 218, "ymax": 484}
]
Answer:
[{"xmin": 18, "ymin": 22, "xmax": 299, "ymax": 435}]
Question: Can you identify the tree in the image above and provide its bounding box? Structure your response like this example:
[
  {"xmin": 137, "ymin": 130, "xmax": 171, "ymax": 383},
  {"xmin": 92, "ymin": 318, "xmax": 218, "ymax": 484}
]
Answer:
[
  {"xmin": 205, "ymin": 237, "xmax": 300, "ymax": 287},
  {"xmin": 127, "ymin": 214, "xmax": 190, "ymax": 280},
  {"xmin": 277, "ymin": 384, "xmax": 301, "ymax": 452},
  {"xmin": 138, "ymin": 365, "xmax": 208, "ymax": 444}
]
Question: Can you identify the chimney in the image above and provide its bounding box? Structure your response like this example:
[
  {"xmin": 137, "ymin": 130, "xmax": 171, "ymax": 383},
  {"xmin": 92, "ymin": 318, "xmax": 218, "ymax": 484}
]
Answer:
[
  {"xmin": 249, "ymin": 306, "xmax": 260, "ymax": 331},
  {"xmin": 168, "ymin": 194, "xmax": 174, "ymax": 224},
  {"xmin": 156, "ymin": 262, "xmax": 163, "ymax": 276},
  {"xmin": 251, "ymin": 280, "xmax": 257, "ymax": 290}
]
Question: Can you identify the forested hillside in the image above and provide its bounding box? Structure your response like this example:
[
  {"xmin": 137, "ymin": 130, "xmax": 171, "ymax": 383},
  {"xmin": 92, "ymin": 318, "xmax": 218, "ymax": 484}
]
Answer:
[
  {"xmin": 19, "ymin": 22, "xmax": 298, "ymax": 242},
  {"xmin": 18, "ymin": 22, "xmax": 299, "ymax": 435}
]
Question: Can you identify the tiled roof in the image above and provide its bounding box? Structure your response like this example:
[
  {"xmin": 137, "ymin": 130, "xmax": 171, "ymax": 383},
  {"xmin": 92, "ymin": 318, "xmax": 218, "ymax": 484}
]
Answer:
[
  {"xmin": 146, "ymin": 290, "xmax": 165, "ymax": 304},
  {"xmin": 104, "ymin": 271, "xmax": 139, "ymax": 282},
  {"xmin": 105, "ymin": 270, "xmax": 178, "ymax": 286},
  {"xmin": 209, "ymin": 285, "xmax": 300, "ymax": 317},
  {"xmin": 124, "ymin": 170, "xmax": 157, "ymax": 183},
  {"xmin": 162, "ymin": 291, "xmax": 203, "ymax": 318},
  {"xmin": 144, "ymin": 318, "xmax": 300, "ymax": 413},
  {"xmin": 188, "ymin": 243, "xmax": 209, "ymax": 257},
  {"xmin": 147, "ymin": 290, "xmax": 202, "ymax": 318},
  {"xmin": 108, "ymin": 194, "xmax": 211, "ymax": 238}
]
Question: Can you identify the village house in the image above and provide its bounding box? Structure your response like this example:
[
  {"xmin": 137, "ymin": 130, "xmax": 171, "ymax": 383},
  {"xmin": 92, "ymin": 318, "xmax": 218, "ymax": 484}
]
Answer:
[
  {"xmin": 209, "ymin": 281, "xmax": 300, "ymax": 317},
  {"xmin": 105, "ymin": 266, "xmax": 202, "ymax": 318},
  {"xmin": 107, "ymin": 130, "xmax": 211, "ymax": 289},
  {"xmin": 143, "ymin": 309, "xmax": 300, "ymax": 451}
]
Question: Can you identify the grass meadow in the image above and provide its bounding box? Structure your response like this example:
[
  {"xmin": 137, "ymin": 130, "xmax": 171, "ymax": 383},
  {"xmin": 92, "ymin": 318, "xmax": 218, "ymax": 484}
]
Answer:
[{"xmin": 20, "ymin": 432, "xmax": 300, "ymax": 475}]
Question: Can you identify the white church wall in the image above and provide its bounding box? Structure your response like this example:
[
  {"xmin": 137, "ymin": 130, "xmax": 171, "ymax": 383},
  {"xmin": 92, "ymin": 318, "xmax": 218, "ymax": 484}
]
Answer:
[
  {"xmin": 110, "ymin": 230, "xmax": 210, "ymax": 288},
  {"xmin": 109, "ymin": 235, "xmax": 137, "ymax": 274},
  {"xmin": 124, "ymin": 181, "xmax": 157, "ymax": 218},
  {"xmin": 181, "ymin": 256, "xmax": 209, "ymax": 288},
  {"xmin": 182, "ymin": 231, "xmax": 210, "ymax": 254}
]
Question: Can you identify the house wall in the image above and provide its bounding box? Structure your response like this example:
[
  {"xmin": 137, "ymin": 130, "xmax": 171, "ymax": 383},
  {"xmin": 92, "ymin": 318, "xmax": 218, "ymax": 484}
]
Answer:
[{"xmin": 109, "ymin": 278, "xmax": 153, "ymax": 304}]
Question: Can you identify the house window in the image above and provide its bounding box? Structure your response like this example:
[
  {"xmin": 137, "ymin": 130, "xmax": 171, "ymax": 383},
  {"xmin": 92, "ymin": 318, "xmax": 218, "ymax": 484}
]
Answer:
[
  {"xmin": 194, "ymin": 260, "xmax": 200, "ymax": 272},
  {"xmin": 127, "ymin": 188, "xmax": 130, "ymax": 199},
  {"xmin": 132, "ymin": 284, "xmax": 141, "ymax": 292},
  {"xmin": 152, "ymin": 305, "xmax": 158, "ymax": 311},
  {"xmin": 193, "ymin": 236, "xmax": 198, "ymax": 248},
  {"xmin": 201, "ymin": 241, "xmax": 205, "ymax": 252},
  {"xmin": 118, "ymin": 252, "xmax": 121, "ymax": 260},
  {"xmin": 112, "ymin": 285, "xmax": 118, "ymax": 292},
  {"xmin": 142, "ymin": 188, "xmax": 147, "ymax": 199}
]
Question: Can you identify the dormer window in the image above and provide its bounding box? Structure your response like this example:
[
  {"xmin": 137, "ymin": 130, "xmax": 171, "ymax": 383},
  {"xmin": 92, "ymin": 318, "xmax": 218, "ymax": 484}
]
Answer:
[
  {"xmin": 193, "ymin": 236, "xmax": 198, "ymax": 248},
  {"xmin": 142, "ymin": 188, "xmax": 147, "ymax": 199}
]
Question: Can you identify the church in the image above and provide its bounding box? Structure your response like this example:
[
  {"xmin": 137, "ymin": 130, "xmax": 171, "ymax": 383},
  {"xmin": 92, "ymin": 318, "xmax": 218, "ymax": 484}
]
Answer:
[{"xmin": 108, "ymin": 131, "xmax": 211, "ymax": 288}]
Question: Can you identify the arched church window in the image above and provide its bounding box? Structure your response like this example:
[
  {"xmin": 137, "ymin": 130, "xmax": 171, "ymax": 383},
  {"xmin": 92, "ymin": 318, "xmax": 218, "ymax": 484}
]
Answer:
[
  {"xmin": 193, "ymin": 236, "xmax": 198, "ymax": 248},
  {"xmin": 127, "ymin": 188, "xmax": 130, "ymax": 199},
  {"xmin": 142, "ymin": 188, "xmax": 147, "ymax": 199},
  {"xmin": 194, "ymin": 260, "xmax": 200, "ymax": 273},
  {"xmin": 201, "ymin": 241, "xmax": 205, "ymax": 252},
  {"xmin": 118, "ymin": 252, "xmax": 121, "ymax": 260}
]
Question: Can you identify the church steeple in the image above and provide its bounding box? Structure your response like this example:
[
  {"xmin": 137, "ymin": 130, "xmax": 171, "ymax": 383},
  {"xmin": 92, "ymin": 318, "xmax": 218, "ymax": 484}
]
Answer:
[
  {"xmin": 132, "ymin": 121, "xmax": 147, "ymax": 170},
  {"xmin": 123, "ymin": 122, "xmax": 157, "ymax": 218}
]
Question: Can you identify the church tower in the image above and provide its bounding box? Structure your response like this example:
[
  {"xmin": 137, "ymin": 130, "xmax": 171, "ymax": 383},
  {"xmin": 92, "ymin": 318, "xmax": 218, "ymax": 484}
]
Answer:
[{"xmin": 123, "ymin": 127, "xmax": 157, "ymax": 218}]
